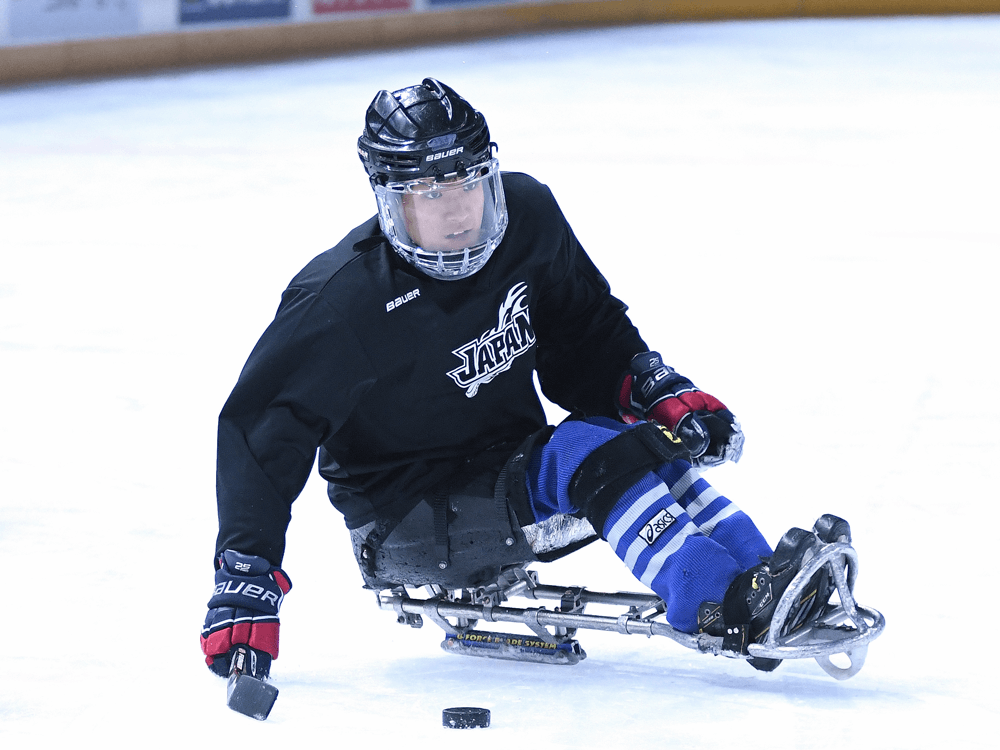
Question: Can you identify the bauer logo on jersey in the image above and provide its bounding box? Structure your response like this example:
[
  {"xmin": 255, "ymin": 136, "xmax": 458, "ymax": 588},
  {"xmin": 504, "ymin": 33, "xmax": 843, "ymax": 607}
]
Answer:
[
  {"xmin": 447, "ymin": 282, "xmax": 535, "ymax": 397},
  {"xmin": 640, "ymin": 509, "xmax": 677, "ymax": 546},
  {"xmin": 386, "ymin": 288, "xmax": 420, "ymax": 312}
]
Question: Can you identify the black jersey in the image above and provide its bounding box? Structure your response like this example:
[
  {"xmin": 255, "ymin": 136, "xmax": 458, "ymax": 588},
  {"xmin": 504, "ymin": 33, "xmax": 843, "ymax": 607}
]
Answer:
[{"xmin": 215, "ymin": 173, "xmax": 647, "ymax": 565}]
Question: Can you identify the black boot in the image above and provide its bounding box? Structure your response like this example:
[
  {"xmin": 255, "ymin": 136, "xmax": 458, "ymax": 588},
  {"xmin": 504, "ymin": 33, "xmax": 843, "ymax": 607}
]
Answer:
[
  {"xmin": 813, "ymin": 513, "xmax": 851, "ymax": 544},
  {"xmin": 698, "ymin": 526, "xmax": 834, "ymax": 672}
]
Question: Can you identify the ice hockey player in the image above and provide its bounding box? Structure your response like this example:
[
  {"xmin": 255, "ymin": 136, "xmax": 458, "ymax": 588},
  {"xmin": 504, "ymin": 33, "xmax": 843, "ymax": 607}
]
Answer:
[{"xmin": 201, "ymin": 78, "xmax": 839, "ymax": 680}]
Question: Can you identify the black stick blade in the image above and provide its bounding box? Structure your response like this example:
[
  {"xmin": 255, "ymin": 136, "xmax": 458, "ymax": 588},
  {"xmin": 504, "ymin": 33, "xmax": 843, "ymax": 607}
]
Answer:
[
  {"xmin": 227, "ymin": 672, "xmax": 279, "ymax": 720},
  {"xmin": 225, "ymin": 645, "xmax": 278, "ymax": 720}
]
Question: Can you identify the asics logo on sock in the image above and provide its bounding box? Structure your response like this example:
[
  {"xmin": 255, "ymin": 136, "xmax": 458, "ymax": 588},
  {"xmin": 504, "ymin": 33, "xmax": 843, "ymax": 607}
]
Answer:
[{"xmin": 640, "ymin": 509, "xmax": 676, "ymax": 546}]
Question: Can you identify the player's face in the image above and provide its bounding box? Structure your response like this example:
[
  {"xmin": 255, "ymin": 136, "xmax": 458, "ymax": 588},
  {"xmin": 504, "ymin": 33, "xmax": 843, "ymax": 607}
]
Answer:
[{"xmin": 401, "ymin": 175, "xmax": 486, "ymax": 254}]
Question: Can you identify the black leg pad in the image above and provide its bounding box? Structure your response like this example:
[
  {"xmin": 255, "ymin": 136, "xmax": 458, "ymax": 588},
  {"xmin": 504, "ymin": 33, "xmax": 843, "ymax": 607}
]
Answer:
[{"xmin": 567, "ymin": 423, "xmax": 691, "ymax": 536}]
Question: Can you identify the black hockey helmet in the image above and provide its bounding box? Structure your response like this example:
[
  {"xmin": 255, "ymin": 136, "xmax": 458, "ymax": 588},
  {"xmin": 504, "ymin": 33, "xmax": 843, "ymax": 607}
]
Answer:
[
  {"xmin": 358, "ymin": 78, "xmax": 494, "ymax": 185},
  {"xmin": 357, "ymin": 79, "xmax": 508, "ymax": 281}
]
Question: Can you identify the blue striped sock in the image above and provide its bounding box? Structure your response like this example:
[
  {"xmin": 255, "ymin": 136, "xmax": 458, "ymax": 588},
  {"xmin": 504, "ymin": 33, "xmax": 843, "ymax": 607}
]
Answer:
[
  {"xmin": 602, "ymin": 472, "xmax": 744, "ymax": 633},
  {"xmin": 655, "ymin": 463, "xmax": 772, "ymax": 570}
]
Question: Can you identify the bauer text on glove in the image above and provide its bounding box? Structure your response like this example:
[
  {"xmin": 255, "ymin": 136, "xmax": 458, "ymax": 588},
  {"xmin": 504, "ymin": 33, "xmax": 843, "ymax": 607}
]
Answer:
[{"xmin": 200, "ymin": 549, "xmax": 291, "ymax": 677}]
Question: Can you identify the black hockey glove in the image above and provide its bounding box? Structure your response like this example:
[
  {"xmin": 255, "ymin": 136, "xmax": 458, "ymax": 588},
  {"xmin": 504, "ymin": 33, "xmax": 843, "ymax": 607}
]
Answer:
[
  {"xmin": 616, "ymin": 351, "xmax": 744, "ymax": 467},
  {"xmin": 201, "ymin": 550, "xmax": 292, "ymax": 678}
]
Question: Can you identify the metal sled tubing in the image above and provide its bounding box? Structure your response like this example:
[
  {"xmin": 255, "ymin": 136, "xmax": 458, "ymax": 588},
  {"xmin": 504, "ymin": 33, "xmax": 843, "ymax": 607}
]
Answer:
[
  {"xmin": 526, "ymin": 585, "xmax": 663, "ymax": 611},
  {"xmin": 391, "ymin": 594, "xmax": 722, "ymax": 654},
  {"xmin": 748, "ymin": 542, "xmax": 886, "ymax": 678}
]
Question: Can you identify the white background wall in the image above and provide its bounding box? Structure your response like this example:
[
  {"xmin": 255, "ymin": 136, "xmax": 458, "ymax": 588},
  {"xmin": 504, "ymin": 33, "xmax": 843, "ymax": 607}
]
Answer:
[{"xmin": 0, "ymin": 0, "xmax": 553, "ymax": 48}]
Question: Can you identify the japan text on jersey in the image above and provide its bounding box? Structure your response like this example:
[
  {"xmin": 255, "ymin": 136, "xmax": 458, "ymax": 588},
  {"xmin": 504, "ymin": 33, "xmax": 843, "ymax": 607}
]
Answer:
[{"xmin": 447, "ymin": 282, "xmax": 536, "ymax": 398}]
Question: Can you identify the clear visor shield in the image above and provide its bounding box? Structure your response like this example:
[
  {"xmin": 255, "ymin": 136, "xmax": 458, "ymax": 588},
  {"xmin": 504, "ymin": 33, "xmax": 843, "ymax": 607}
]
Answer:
[{"xmin": 374, "ymin": 159, "xmax": 508, "ymax": 280}]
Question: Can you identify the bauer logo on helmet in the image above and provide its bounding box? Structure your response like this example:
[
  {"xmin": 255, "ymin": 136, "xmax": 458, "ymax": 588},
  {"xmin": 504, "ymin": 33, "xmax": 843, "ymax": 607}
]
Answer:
[{"xmin": 426, "ymin": 147, "xmax": 465, "ymax": 162}]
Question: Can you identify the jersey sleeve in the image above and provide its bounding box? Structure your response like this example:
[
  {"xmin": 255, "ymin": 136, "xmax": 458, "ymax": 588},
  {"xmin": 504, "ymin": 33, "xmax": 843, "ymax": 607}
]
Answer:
[
  {"xmin": 214, "ymin": 286, "xmax": 375, "ymax": 566},
  {"xmin": 531, "ymin": 193, "xmax": 648, "ymax": 419}
]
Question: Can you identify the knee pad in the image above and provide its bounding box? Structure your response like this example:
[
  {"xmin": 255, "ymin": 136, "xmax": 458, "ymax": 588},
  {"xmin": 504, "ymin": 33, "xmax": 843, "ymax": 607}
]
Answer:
[{"xmin": 567, "ymin": 422, "xmax": 692, "ymax": 536}]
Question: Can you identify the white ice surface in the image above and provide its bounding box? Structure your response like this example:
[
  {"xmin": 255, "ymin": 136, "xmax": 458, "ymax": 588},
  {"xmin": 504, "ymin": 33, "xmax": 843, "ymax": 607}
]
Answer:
[{"xmin": 2, "ymin": 14, "xmax": 999, "ymax": 748}]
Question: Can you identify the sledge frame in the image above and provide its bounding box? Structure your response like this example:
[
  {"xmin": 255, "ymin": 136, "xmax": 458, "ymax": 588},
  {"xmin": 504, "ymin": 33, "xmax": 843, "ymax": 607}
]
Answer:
[{"xmin": 376, "ymin": 540, "xmax": 885, "ymax": 679}]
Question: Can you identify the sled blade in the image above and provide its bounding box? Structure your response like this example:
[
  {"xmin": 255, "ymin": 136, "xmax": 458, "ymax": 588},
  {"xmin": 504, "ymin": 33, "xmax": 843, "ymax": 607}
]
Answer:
[{"xmin": 442, "ymin": 630, "xmax": 586, "ymax": 665}]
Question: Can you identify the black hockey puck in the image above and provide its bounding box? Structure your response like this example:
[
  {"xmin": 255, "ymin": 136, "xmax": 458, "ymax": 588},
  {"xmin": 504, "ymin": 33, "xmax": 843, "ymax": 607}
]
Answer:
[{"xmin": 442, "ymin": 706, "xmax": 491, "ymax": 729}]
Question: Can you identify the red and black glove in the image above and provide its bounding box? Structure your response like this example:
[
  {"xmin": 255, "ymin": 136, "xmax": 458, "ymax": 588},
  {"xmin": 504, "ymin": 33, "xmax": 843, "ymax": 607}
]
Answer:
[
  {"xmin": 617, "ymin": 351, "xmax": 744, "ymax": 467},
  {"xmin": 200, "ymin": 550, "xmax": 292, "ymax": 678}
]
